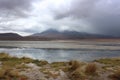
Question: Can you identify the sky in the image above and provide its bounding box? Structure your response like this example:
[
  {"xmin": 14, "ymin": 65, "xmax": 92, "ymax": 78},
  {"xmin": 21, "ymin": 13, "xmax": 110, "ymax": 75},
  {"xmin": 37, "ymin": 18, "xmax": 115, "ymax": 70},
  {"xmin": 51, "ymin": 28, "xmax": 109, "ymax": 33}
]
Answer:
[{"xmin": 0, "ymin": 0, "xmax": 120, "ymax": 36}]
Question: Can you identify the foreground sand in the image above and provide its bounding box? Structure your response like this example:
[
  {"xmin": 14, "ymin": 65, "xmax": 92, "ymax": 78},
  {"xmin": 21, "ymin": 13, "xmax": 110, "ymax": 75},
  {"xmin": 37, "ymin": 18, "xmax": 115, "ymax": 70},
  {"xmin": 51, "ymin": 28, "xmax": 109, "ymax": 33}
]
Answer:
[{"xmin": 0, "ymin": 53, "xmax": 120, "ymax": 80}]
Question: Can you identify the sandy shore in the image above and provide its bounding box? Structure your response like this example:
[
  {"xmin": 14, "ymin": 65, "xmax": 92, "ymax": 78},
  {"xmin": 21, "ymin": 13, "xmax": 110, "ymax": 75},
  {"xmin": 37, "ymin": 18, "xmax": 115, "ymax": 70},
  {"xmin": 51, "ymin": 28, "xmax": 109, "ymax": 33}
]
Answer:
[{"xmin": 0, "ymin": 40, "xmax": 120, "ymax": 50}]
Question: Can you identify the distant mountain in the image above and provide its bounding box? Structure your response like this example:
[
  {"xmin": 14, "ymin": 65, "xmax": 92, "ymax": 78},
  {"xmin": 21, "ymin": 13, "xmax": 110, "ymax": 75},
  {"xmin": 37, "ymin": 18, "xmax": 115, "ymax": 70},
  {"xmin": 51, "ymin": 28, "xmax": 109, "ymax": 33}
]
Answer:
[
  {"xmin": 0, "ymin": 33, "xmax": 50, "ymax": 41},
  {"xmin": 32, "ymin": 29, "xmax": 66, "ymax": 39},
  {"xmin": 0, "ymin": 33, "xmax": 23, "ymax": 40},
  {"xmin": 0, "ymin": 30, "xmax": 119, "ymax": 41},
  {"xmin": 31, "ymin": 29, "xmax": 116, "ymax": 40}
]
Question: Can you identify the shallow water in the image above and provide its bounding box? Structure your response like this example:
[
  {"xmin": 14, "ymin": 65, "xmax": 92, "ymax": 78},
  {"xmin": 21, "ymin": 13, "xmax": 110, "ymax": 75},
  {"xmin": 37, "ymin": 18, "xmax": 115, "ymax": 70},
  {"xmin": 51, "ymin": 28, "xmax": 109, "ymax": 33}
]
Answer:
[
  {"xmin": 0, "ymin": 48, "xmax": 120, "ymax": 62},
  {"xmin": 0, "ymin": 41, "xmax": 120, "ymax": 62}
]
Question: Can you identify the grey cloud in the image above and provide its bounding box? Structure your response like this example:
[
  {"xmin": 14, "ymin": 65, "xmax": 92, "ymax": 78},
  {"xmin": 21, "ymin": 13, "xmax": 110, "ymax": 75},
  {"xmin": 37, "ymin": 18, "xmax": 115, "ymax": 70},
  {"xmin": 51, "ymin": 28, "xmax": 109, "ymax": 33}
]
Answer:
[
  {"xmin": 0, "ymin": 0, "xmax": 38, "ymax": 35},
  {"xmin": 90, "ymin": 12, "xmax": 120, "ymax": 36},
  {"xmin": 0, "ymin": 0, "xmax": 120, "ymax": 36},
  {"xmin": 0, "ymin": 0, "xmax": 35, "ymax": 18},
  {"xmin": 87, "ymin": 0, "xmax": 120, "ymax": 36},
  {"xmin": 55, "ymin": 0, "xmax": 99, "ymax": 19},
  {"xmin": 54, "ymin": 0, "xmax": 120, "ymax": 36}
]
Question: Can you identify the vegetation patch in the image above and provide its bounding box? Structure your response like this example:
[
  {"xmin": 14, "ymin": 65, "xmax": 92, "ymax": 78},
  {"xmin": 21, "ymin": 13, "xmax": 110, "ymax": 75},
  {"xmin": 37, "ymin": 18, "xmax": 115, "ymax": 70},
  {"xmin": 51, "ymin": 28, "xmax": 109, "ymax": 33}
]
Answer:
[
  {"xmin": 85, "ymin": 63, "xmax": 97, "ymax": 75},
  {"xmin": 0, "ymin": 53, "xmax": 49, "ymax": 80},
  {"xmin": 32, "ymin": 60, "xmax": 48, "ymax": 66},
  {"xmin": 0, "ymin": 53, "xmax": 120, "ymax": 80},
  {"xmin": 0, "ymin": 53, "xmax": 49, "ymax": 68},
  {"xmin": 95, "ymin": 58, "xmax": 120, "ymax": 66},
  {"xmin": 108, "ymin": 69, "xmax": 120, "ymax": 80},
  {"xmin": 68, "ymin": 60, "xmax": 99, "ymax": 80},
  {"xmin": 0, "ymin": 67, "xmax": 28, "ymax": 79}
]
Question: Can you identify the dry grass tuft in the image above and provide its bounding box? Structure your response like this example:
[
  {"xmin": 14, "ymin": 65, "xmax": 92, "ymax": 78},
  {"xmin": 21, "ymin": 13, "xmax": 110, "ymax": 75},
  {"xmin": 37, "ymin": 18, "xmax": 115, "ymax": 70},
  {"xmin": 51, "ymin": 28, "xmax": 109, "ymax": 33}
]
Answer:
[
  {"xmin": 0, "ymin": 67, "xmax": 27, "ymax": 79},
  {"xmin": 68, "ymin": 60, "xmax": 87, "ymax": 80},
  {"xmin": 69, "ymin": 60, "xmax": 81, "ymax": 71},
  {"xmin": 85, "ymin": 63, "xmax": 97, "ymax": 75},
  {"xmin": 71, "ymin": 68, "xmax": 86, "ymax": 80}
]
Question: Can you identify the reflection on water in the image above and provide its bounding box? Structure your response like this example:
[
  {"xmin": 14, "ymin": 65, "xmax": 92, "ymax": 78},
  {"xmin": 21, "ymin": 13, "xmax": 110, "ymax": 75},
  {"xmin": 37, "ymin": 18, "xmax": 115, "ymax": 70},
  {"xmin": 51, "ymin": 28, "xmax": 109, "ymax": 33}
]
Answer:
[{"xmin": 0, "ymin": 48, "xmax": 120, "ymax": 62}]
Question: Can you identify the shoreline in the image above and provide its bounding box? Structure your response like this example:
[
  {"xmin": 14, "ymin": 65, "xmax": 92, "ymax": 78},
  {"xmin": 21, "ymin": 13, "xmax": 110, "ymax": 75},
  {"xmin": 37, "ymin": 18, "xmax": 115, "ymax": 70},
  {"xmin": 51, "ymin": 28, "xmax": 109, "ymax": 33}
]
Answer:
[
  {"xmin": 1, "ymin": 47, "xmax": 120, "ymax": 51},
  {"xmin": 0, "ymin": 40, "xmax": 120, "ymax": 50},
  {"xmin": 0, "ymin": 53, "xmax": 120, "ymax": 80}
]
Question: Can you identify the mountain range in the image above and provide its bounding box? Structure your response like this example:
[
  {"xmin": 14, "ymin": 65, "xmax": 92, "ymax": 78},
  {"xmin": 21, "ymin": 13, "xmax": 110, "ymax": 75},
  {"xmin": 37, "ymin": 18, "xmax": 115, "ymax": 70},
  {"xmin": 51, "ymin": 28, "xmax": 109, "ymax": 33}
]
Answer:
[
  {"xmin": 0, "ymin": 33, "xmax": 23, "ymax": 40},
  {"xmin": 31, "ymin": 29, "xmax": 116, "ymax": 39},
  {"xmin": 0, "ymin": 29, "xmax": 119, "ymax": 40}
]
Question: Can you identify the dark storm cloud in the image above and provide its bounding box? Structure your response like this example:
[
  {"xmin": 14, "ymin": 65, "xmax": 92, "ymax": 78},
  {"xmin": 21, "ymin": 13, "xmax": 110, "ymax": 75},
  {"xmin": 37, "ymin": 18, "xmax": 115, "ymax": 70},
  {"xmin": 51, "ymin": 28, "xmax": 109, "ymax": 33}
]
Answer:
[
  {"xmin": 90, "ymin": 11, "xmax": 120, "ymax": 36},
  {"xmin": 54, "ymin": 0, "xmax": 120, "ymax": 36},
  {"xmin": 87, "ymin": 0, "xmax": 120, "ymax": 36},
  {"xmin": 0, "ymin": 0, "xmax": 35, "ymax": 18},
  {"xmin": 55, "ymin": 0, "xmax": 99, "ymax": 19}
]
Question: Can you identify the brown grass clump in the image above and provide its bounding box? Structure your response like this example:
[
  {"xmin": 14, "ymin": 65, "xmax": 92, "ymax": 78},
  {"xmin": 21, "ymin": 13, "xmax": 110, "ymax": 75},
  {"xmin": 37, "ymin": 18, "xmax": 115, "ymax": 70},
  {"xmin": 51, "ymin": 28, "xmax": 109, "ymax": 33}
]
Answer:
[
  {"xmin": 109, "ymin": 70, "xmax": 120, "ymax": 80},
  {"xmin": 0, "ymin": 69, "xmax": 6, "ymax": 78},
  {"xmin": 85, "ymin": 63, "xmax": 97, "ymax": 75},
  {"xmin": 71, "ymin": 68, "xmax": 86, "ymax": 80},
  {"xmin": 69, "ymin": 60, "xmax": 81, "ymax": 71},
  {"xmin": 0, "ymin": 67, "xmax": 23, "ymax": 79},
  {"xmin": 68, "ymin": 60, "xmax": 87, "ymax": 80}
]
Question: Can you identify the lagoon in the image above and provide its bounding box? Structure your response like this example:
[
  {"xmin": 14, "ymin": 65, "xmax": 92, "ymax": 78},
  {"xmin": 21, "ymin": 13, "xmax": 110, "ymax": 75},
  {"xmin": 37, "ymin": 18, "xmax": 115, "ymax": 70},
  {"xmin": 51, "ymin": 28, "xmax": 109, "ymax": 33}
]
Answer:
[{"xmin": 0, "ymin": 40, "xmax": 120, "ymax": 62}]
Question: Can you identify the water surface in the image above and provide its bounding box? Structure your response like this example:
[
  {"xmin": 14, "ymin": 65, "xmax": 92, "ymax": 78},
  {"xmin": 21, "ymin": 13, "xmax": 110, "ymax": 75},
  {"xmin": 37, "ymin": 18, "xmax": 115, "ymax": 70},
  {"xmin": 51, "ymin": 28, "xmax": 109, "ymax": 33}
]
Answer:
[
  {"xmin": 0, "ymin": 48, "xmax": 120, "ymax": 62},
  {"xmin": 0, "ymin": 41, "xmax": 120, "ymax": 62}
]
